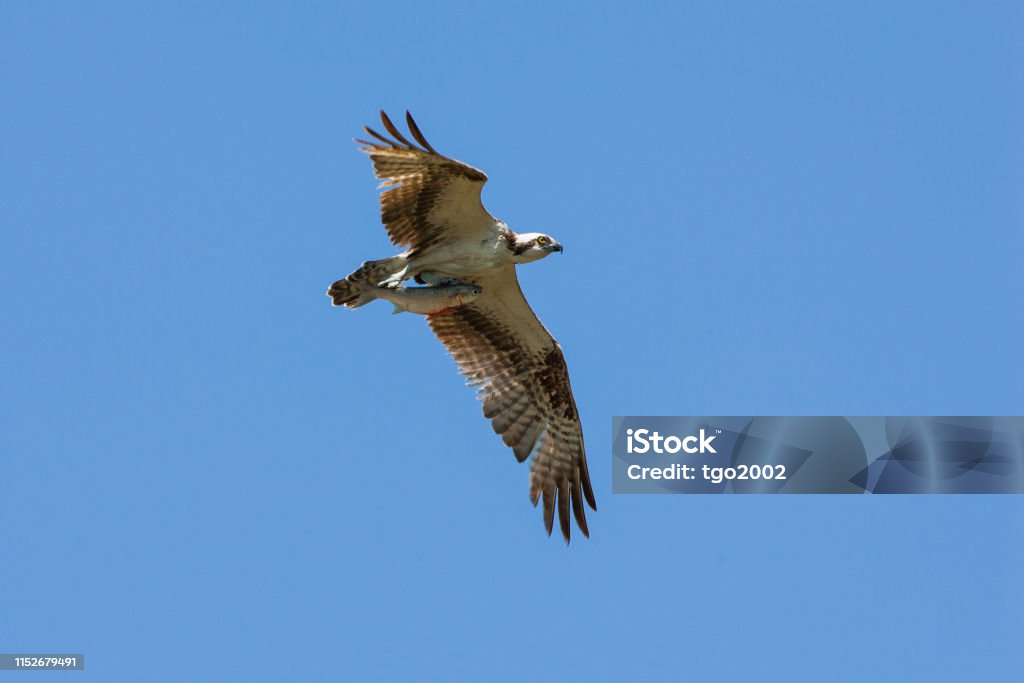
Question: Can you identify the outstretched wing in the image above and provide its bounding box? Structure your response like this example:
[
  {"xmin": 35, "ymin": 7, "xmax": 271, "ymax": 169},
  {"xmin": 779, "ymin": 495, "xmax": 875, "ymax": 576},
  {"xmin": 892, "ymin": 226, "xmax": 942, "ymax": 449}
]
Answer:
[
  {"xmin": 357, "ymin": 111, "xmax": 501, "ymax": 254},
  {"xmin": 427, "ymin": 266, "xmax": 597, "ymax": 542}
]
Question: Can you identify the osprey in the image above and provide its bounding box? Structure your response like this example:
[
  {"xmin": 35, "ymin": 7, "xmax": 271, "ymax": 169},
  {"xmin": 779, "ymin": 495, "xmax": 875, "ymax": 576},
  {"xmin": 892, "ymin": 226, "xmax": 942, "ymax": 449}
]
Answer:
[{"xmin": 328, "ymin": 111, "xmax": 596, "ymax": 541}]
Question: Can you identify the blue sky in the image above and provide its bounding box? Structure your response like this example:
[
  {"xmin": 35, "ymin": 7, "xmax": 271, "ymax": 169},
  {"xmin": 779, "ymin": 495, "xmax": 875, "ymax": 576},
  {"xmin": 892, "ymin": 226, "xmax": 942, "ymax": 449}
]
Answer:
[{"xmin": 2, "ymin": 2, "xmax": 1021, "ymax": 680}]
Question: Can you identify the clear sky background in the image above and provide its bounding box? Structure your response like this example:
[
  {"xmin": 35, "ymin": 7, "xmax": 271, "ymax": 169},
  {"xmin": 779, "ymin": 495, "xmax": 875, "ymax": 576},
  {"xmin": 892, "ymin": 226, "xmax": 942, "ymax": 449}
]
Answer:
[{"xmin": 2, "ymin": 2, "xmax": 1021, "ymax": 681}]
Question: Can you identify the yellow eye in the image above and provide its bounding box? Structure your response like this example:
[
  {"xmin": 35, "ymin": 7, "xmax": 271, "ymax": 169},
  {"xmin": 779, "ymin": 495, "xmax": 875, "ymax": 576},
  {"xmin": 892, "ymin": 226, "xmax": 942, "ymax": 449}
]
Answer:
[{"xmin": 537, "ymin": 236, "xmax": 549, "ymax": 246}]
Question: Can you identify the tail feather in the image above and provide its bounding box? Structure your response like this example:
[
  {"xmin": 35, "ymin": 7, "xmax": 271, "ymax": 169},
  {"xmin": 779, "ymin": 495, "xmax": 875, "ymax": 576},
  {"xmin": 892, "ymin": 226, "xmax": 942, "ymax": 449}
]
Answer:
[
  {"xmin": 327, "ymin": 278, "xmax": 360, "ymax": 307},
  {"xmin": 326, "ymin": 256, "xmax": 405, "ymax": 308}
]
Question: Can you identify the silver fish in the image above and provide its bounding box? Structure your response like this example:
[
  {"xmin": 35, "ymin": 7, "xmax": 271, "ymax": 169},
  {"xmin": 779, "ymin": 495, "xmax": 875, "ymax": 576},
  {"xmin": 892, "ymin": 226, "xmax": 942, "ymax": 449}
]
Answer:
[{"xmin": 351, "ymin": 281, "xmax": 483, "ymax": 315}]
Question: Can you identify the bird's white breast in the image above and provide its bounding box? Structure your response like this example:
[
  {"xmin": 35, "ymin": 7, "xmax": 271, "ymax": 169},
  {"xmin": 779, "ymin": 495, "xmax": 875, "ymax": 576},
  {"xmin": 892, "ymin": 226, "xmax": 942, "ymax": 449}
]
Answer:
[{"xmin": 412, "ymin": 237, "xmax": 512, "ymax": 277}]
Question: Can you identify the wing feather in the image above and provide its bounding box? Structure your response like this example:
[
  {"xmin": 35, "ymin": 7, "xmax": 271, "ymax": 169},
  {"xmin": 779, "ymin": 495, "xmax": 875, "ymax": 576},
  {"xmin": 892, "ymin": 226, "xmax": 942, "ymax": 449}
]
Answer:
[
  {"xmin": 405, "ymin": 111, "xmax": 439, "ymax": 154},
  {"xmin": 379, "ymin": 110, "xmax": 417, "ymax": 149},
  {"xmin": 427, "ymin": 266, "xmax": 596, "ymax": 542},
  {"xmin": 356, "ymin": 111, "xmax": 498, "ymax": 254}
]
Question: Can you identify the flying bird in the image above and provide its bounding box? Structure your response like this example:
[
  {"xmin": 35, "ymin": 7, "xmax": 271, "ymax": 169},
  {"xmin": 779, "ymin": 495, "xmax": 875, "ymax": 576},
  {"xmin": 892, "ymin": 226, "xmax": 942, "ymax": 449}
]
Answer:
[{"xmin": 327, "ymin": 111, "xmax": 596, "ymax": 541}]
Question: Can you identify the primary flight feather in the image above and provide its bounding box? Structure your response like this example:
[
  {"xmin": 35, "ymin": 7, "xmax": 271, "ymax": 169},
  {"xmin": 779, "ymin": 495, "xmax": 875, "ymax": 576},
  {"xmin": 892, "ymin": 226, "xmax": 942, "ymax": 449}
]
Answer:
[{"xmin": 327, "ymin": 111, "xmax": 596, "ymax": 542}]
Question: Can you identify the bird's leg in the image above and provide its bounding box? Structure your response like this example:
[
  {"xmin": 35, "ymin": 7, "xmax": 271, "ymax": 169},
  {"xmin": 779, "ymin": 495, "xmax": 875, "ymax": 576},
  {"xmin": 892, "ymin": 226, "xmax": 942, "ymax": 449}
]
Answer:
[
  {"xmin": 358, "ymin": 257, "xmax": 410, "ymax": 289},
  {"xmin": 376, "ymin": 269, "xmax": 410, "ymax": 289},
  {"xmin": 416, "ymin": 271, "xmax": 462, "ymax": 287}
]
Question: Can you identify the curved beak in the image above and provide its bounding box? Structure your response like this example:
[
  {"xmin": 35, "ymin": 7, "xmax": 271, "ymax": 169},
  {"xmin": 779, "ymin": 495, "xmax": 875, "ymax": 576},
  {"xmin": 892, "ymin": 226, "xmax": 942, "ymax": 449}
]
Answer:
[{"xmin": 549, "ymin": 242, "xmax": 564, "ymax": 254}]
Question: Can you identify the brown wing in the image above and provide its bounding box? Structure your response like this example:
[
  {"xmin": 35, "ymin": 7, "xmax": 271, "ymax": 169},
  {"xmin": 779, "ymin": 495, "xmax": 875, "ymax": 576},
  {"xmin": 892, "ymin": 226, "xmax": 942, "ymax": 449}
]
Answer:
[
  {"xmin": 356, "ymin": 111, "xmax": 500, "ymax": 254},
  {"xmin": 427, "ymin": 266, "xmax": 597, "ymax": 542}
]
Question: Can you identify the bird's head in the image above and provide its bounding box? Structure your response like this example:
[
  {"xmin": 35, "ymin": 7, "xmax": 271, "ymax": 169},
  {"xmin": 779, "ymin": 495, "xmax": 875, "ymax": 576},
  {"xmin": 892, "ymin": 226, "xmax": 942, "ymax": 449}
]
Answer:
[{"xmin": 509, "ymin": 232, "xmax": 563, "ymax": 263}]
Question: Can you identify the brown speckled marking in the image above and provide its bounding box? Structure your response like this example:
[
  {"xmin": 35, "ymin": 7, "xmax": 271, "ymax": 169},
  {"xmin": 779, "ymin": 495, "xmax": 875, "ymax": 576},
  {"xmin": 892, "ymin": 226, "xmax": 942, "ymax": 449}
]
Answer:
[{"xmin": 426, "ymin": 267, "xmax": 596, "ymax": 542}]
